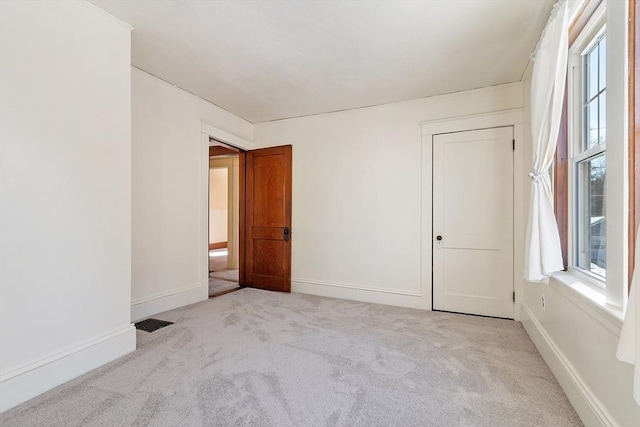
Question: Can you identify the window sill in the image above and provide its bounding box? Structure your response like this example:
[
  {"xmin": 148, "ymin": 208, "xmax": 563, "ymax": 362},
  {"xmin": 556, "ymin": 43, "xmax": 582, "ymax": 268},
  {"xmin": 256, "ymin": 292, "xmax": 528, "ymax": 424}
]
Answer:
[{"xmin": 549, "ymin": 271, "xmax": 624, "ymax": 336}]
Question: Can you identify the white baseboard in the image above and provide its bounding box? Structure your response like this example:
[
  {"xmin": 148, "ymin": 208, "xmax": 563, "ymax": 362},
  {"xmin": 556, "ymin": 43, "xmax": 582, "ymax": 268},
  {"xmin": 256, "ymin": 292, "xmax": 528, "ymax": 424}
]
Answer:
[
  {"xmin": 521, "ymin": 304, "xmax": 617, "ymax": 427},
  {"xmin": 0, "ymin": 325, "xmax": 136, "ymax": 413},
  {"xmin": 131, "ymin": 282, "xmax": 206, "ymax": 322},
  {"xmin": 292, "ymin": 278, "xmax": 429, "ymax": 310}
]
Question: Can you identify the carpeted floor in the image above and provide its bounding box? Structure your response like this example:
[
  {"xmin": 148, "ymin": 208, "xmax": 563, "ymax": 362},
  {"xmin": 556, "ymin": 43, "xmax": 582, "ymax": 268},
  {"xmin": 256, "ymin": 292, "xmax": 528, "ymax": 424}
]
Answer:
[
  {"xmin": 210, "ymin": 269, "xmax": 239, "ymax": 282},
  {"xmin": 209, "ymin": 249, "xmax": 229, "ymax": 272},
  {"xmin": 0, "ymin": 289, "xmax": 582, "ymax": 426},
  {"xmin": 209, "ymin": 249, "xmax": 240, "ymax": 297},
  {"xmin": 209, "ymin": 274, "xmax": 240, "ymax": 296}
]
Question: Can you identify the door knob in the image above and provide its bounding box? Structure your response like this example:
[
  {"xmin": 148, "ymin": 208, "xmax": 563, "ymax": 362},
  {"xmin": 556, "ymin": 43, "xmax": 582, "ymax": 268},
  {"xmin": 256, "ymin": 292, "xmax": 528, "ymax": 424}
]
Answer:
[
  {"xmin": 283, "ymin": 227, "xmax": 290, "ymax": 242},
  {"xmin": 436, "ymin": 235, "xmax": 443, "ymax": 241}
]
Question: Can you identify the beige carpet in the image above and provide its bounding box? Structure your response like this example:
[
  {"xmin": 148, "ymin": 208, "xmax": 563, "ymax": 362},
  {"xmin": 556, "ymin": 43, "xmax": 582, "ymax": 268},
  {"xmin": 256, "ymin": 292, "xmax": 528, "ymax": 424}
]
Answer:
[
  {"xmin": 208, "ymin": 274, "xmax": 240, "ymax": 297},
  {"xmin": 210, "ymin": 269, "xmax": 239, "ymax": 282},
  {"xmin": 208, "ymin": 250, "xmax": 239, "ymax": 297},
  {"xmin": 0, "ymin": 289, "xmax": 582, "ymax": 426},
  {"xmin": 208, "ymin": 249, "xmax": 229, "ymax": 272}
]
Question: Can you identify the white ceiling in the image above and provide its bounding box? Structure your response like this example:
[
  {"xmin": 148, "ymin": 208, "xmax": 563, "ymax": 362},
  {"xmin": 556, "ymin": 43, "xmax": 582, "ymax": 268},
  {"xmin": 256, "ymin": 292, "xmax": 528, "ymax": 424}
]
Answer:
[{"xmin": 90, "ymin": 0, "xmax": 554, "ymax": 123}]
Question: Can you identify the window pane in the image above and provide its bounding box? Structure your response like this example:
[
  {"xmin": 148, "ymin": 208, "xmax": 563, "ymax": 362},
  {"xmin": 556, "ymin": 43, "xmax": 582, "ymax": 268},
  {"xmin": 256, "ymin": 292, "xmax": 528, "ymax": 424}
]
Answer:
[
  {"xmin": 598, "ymin": 91, "xmax": 606, "ymax": 145},
  {"xmin": 587, "ymin": 45, "xmax": 599, "ymax": 99},
  {"xmin": 577, "ymin": 154, "xmax": 606, "ymax": 277},
  {"xmin": 586, "ymin": 98, "xmax": 599, "ymax": 149},
  {"xmin": 598, "ymin": 36, "xmax": 606, "ymax": 92}
]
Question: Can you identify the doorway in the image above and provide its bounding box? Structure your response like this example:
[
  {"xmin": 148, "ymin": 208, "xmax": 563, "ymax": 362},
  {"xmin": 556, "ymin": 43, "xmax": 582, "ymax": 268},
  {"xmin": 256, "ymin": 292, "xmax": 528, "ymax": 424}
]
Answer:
[
  {"xmin": 208, "ymin": 143, "xmax": 241, "ymax": 297},
  {"xmin": 432, "ymin": 126, "xmax": 514, "ymax": 319},
  {"xmin": 205, "ymin": 138, "xmax": 293, "ymax": 296}
]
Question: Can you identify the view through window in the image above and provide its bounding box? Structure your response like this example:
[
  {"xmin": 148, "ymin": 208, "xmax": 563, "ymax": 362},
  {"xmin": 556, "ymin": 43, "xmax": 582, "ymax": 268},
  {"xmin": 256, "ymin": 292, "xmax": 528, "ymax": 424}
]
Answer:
[{"xmin": 575, "ymin": 31, "xmax": 607, "ymax": 278}]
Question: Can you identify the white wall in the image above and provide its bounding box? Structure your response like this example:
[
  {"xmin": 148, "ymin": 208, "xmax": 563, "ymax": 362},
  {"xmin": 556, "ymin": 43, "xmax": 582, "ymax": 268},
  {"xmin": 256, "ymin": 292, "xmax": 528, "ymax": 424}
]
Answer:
[
  {"xmin": 254, "ymin": 83, "xmax": 523, "ymax": 309},
  {"xmin": 520, "ymin": 1, "xmax": 640, "ymax": 424},
  {"xmin": 0, "ymin": 1, "xmax": 135, "ymax": 412},
  {"xmin": 208, "ymin": 157, "xmax": 240, "ymax": 269},
  {"xmin": 131, "ymin": 68, "xmax": 252, "ymax": 320},
  {"xmin": 209, "ymin": 166, "xmax": 228, "ymax": 244},
  {"xmin": 231, "ymin": 156, "xmax": 240, "ymax": 269}
]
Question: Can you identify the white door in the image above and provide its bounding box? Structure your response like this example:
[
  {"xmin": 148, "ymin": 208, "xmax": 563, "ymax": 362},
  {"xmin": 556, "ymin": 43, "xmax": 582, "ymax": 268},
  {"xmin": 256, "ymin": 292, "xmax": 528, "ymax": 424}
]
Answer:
[{"xmin": 433, "ymin": 126, "xmax": 514, "ymax": 318}]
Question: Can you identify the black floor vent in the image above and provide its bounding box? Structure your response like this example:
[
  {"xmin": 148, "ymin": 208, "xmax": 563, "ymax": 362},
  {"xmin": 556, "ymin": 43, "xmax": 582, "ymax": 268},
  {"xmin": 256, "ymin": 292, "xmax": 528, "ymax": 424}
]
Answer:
[{"xmin": 135, "ymin": 318, "xmax": 173, "ymax": 333}]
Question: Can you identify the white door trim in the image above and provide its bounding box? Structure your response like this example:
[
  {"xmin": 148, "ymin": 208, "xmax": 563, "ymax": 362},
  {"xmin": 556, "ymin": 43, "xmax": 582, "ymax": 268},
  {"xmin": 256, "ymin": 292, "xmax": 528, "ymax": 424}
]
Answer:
[
  {"xmin": 420, "ymin": 109, "xmax": 525, "ymax": 320},
  {"xmin": 200, "ymin": 122, "xmax": 255, "ymax": 300}
]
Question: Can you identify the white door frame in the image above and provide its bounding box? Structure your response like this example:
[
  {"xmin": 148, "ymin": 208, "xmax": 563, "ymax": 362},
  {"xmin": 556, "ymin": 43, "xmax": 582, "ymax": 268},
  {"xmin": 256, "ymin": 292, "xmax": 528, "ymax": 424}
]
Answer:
[
  {"xmin": 420, "ymin": 109, "xmax": 525, "ymax": 320},
  {"xmin": 200, "ymin": 121, "xmax": 255, "ymax": 300}
]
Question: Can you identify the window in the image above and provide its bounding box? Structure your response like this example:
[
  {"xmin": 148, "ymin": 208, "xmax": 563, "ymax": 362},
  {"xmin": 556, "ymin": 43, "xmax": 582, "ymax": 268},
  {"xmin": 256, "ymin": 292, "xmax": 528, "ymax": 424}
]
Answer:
[
  {"xmin": 574, "ymin": 31, "xmax": 607, "ymax": 279},
  {"xmin": 567, "ymin": 3, "xmax": 608, "ymax": 288},
  {"xmin": 556, "ymin": 0, "xmax": 637, "ymax": 311}
]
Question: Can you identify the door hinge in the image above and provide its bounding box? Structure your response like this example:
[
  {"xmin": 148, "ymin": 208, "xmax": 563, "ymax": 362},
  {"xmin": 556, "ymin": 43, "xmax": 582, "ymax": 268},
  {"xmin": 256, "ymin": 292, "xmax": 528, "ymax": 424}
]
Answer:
[
  {"xmin": 512, "ymin": 291, "xmax": 516, "ymax": 303},
  {"xmin": 512, "ymin": 139, "xmax": 515, "ymax": 151}
]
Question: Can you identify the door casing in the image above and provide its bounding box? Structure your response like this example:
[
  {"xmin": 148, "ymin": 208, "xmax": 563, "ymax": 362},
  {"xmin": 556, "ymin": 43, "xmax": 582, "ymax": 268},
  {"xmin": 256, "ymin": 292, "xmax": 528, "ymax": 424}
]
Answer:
[
  {"xmin": 420, "ymin": 109, "xmax": 525, "ymax": 320},
  {"xmin": 201, "ymin": 125, "xmax": 256, "ymax": 300}
]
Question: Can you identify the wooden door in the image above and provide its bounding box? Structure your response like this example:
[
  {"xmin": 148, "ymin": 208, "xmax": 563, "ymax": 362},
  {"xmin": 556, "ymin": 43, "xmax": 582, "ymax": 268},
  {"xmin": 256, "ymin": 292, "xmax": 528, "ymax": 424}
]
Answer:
[
  {"xmin": 432, "ymin": 127, "xmax": 514, "ymax": 318},
  {"xmin": 241, "ymin": 145, "xmax": 292, "ymax": 292}
]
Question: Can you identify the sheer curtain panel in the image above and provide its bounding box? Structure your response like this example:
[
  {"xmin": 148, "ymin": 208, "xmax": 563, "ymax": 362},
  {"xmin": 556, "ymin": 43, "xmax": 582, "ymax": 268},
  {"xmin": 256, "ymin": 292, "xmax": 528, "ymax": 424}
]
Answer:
[
  {"xmin": 617, "ymin": 227, "xmax": 640, "ymax": 405},
  {"xmin": 524, "ymin": 0, "xmax": 569, "ymax": 282}
]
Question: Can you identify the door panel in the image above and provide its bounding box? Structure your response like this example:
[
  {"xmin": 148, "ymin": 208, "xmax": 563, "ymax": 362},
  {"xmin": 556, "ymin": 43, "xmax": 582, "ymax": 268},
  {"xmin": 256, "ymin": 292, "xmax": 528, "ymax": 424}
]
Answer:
[
  {"xmin": 433, "ymin": 127, "xmax": 514, "ymax": 318},
  {"xmin": 243, "ymin": 145, "xmax": 292, "ymax": 292},
  {"xmin": 252, "ymin": 154, "xmax": 285, "ymax": 226},
  {"xmin": 253, "ymin": 240, "xmax": 285, "ymax": 277}
]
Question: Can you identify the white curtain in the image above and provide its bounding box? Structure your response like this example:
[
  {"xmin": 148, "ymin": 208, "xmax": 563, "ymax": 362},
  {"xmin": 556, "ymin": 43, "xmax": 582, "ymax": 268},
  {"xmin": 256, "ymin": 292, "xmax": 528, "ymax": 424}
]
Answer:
[
  {"xmin": 524, "ymin": 0, "xmax": 569, "ymax": 282},
  {"xmin": 617, "ymin": 227, "xmax": 640, "ymax": 405}
]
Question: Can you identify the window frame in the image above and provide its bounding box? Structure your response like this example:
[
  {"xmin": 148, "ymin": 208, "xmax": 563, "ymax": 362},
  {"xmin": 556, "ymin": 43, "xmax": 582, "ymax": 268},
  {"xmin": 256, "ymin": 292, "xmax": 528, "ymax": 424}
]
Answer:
[
  {"xmin": 555, "ymin": 0, "xmax": 605, "ymax": 273},
  {"xmin": 556, "ymin": 0, "xmax": 638, "ymax": 302},
  {"xmin": 567, "ymin": 4, "xmax": 608, "ymax": 289}
]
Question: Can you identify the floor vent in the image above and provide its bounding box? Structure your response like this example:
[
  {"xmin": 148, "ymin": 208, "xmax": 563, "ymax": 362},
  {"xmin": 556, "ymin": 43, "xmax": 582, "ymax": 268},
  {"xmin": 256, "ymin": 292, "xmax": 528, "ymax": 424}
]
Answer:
[{"xmin": 135, "ymin": 318, "xmax": 173, "ymax": 333}]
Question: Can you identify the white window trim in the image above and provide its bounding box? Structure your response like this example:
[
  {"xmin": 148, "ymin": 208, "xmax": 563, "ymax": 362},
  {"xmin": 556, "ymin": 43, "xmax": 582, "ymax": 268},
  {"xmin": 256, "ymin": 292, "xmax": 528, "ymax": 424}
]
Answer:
[
  {"xmin": 572, "ymin": 142, "xmax": 606, "ymax": 164},
  {"xmin": 564, "ymin": 0, "xmax": 629, "ymax": 314},
  {"xmin": 567, "ymin": 3, "xmax": 607, "ymax": 292}
]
